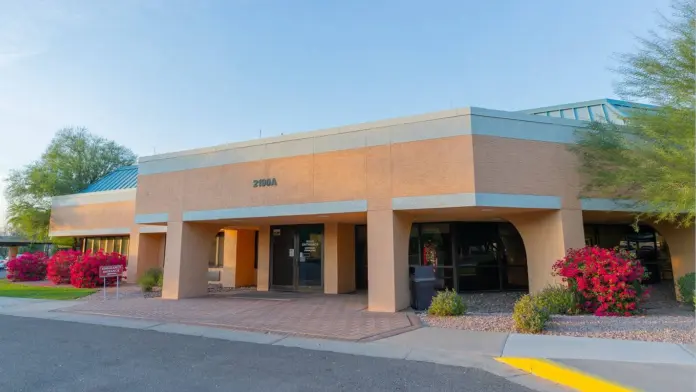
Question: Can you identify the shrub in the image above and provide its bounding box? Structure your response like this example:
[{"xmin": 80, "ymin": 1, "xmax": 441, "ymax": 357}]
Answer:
[
  {"xmin": 70, "ymin": 251, "xmax": 127, "ymax": 288},
  {"xmin": 553, "ymin": 246, "xmax": 649, "ymax": 316},
  {"xmin": 138, "ymin": 267, "xmax": 164, "ymax": 292},
  {"xmin": 427, "ymin": 289, "xmax": 467, "ymax": 316},
  {"xmin": 513, "ymin": 294, "xmax": 550, "ymax": 333},
  {"xmin": 47, "ymin": 250, "xmax": 82, "ymax": 284},
  {"xmin": 676, "ymin": 273, "xmax": 695, "ymax": 305},
  {"xmin": 535, "ymin": 285, "xmax": 578, "ymax": 315},
  {"xmin": 6, "ymin": 252, "xmax": 48, "ymax": 282}
]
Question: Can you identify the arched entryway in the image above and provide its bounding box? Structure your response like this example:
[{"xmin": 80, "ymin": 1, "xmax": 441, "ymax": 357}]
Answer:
[
  {"xmin": 584, "ymin": 224, "xmax": 670, "ymax": 284},
  {"xmin": 399, "ymin": 221, "xmax": 529, "ymax": 292},
  {"xmin": 581, "ymin": 221, "xmax": 694, "ymax": 301}
]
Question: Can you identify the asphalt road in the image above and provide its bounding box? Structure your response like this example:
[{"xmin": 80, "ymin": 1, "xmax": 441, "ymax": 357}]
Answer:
[{"xmin": 0, "ymin": 315, "xmax": 535, "ymax": 392}]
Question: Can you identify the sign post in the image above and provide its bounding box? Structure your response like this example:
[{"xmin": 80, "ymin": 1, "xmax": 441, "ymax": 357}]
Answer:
[{"xmin": 99, "ymin": 265, "xmax": 124, "ymax": 300}]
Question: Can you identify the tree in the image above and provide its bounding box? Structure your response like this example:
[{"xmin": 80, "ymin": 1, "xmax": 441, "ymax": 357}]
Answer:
[
  {"xmin": 570, "ymin": 0, "xmax": 695, "ymax": 227},
  {"xmin": 4, "ymin": 127, "xmax": 137, "ymax": 242}
]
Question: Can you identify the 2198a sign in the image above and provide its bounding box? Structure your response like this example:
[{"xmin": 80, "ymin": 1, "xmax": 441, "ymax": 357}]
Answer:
[{"xmin": 252, "ymin": 178, "xmax": 278, "ymax": 187}]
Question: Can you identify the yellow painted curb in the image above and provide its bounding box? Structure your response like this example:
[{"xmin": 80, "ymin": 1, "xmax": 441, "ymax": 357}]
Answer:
[{"xmin": 495, "ymin": 357, "xmax": 639, "ymax": 392}]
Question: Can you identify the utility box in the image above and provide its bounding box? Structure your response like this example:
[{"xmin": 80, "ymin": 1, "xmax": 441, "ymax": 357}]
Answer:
[{"xmin": 409, "ymin": 266, "xmax": 436, "ymax": 311}]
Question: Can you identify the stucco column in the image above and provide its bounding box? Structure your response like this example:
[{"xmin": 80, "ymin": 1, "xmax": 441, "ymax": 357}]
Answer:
[
  {"xmin": 220, "ymin": 229, "xmax": 238, "ymax": 287},
  {"xmin": 162, "ymin": 222, "xmax": 219, "ymax": 299},
  {"xmin": 324, "ymin": 223, "xmax": 356, "ymax": 294},
  {"xmin": 220, "ymin": 229, "xmax": 257, "ymax": 288},
  {"xmin": 507, "ymin": 209, "xmax": 585, "ymax": 293},
  {"xmin": 367, "ymin": 210, "xmax": 412, "ymax": 312},
  {"xmin": 130, "ymin": 232, "xmax": 166, "ymax": 281},
  {"xmin": 653, "ymin": 223, "xmax": 695, "ymax": 298},
  {"xmin": 256, "ymin": 225, "xmax": 271, "ymax": 291},
  {"xmin": 7, "ymin": 246, "xmax": 18, "ymax": 260}
]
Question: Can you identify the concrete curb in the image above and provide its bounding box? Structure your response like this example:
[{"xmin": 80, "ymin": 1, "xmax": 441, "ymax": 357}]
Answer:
[{"xmin": 496, "ymin": 357, "xmax": 639, "ymax": 392}]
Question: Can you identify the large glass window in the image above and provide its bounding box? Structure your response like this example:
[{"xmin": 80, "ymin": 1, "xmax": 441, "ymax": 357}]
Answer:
[
  {"xmin": 454, "ymin": 223, "xmax": 500, "ymax": 291},
  {"xmin": 80, "ymin": 236, "xmax": 130, "ymax": 256},
  {"xmin": 586, "ymin": 224, "xmax": 668, "ymax": 283},
  {"xmin": 408, "ymin": 225, "xmax": 420, "ymax": 266},
  {"xmin": 408, "ymin": 222, "xmax": 528, "ymax": 292},
  {"xmin": 498, "ymin": 223, "xmax": 528, "ymax": 290}
]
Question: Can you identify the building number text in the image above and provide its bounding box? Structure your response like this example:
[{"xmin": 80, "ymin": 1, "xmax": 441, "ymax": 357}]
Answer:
[{"xmin": 253, "ymin": 178, "xmax": 278, "ymax": 187}]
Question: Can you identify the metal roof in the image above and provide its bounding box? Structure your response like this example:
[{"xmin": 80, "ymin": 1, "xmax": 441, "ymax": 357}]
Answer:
[
  {"xmin": 81, "ymin": 165, "xmax": 138, "ymax": 193},
  {"xmin": 518, "ymin": 98, "xmax": 658, "ymax": 124}
]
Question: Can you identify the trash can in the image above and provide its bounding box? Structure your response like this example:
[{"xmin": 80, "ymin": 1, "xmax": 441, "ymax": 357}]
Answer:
[{"xmin": 410, "ymin": 266, "xmax": 436, "ymax": 311}]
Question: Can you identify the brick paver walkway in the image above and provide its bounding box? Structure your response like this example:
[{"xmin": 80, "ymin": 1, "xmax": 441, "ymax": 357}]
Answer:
[{"xmin": 60, "ymin": 290, "xmax": 420, "ymax": 341}]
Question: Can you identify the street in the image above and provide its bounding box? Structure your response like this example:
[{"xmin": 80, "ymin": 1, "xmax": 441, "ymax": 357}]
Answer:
[{"xmin": 0, "ymin": 315, "xmax": 535, "ymax": 392}]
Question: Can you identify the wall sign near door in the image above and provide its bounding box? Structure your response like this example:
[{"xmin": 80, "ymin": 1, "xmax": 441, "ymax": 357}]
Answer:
[{"xmin": 253, "ymin": 178, "xmax": 278, "ymax": 187}]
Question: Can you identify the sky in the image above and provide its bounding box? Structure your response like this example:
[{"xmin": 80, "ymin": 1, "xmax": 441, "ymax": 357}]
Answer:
[{"xmin": 0, "ymin": 0, "xmax": 673, "ymax": 229}]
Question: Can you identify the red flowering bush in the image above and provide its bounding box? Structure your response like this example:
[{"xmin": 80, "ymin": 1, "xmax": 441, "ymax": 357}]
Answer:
[
  {"xmin": 47, "ymin": 250, "xmax": 82, "ymax": 284},
  {"xmin": 553, "ymin": 246, "xmax": 649, "ymax": 316},
  {"xmin": 70, "ymin": 251, "xmax": 127, "ymax": 288},
  {"xmin": 6, "ymin": 252, "xmax": 48, "ymax": 281}
]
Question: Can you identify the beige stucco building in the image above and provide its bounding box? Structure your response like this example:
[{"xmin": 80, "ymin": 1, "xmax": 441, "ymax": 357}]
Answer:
[{"xmin": 49, "ymin": 99, "xmax": 695, "ymax": 312}]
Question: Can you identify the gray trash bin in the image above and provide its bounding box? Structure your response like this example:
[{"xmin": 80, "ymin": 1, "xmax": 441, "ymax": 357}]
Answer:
[{"xmin": 410, "ymin": 266, "xmax": 436, "ymax": 311}]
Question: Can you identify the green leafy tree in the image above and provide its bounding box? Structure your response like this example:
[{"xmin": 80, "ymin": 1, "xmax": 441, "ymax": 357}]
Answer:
[
  {"xmin": 570, "ymin": 0, "xmax": 695, "ymax": 227},
  {"xmin": 4, "ymin": 127, "xmax": 137, "ymax": 242}
]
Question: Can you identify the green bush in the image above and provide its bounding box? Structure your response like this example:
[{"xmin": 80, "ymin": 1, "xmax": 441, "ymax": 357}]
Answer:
[
  {"xmin": 155, "ymin": 270, "xmax": 164, "ymax": 287},
  {"xmin": 535, "ymin": 285, "xmax": 578, "ymax": 315},
  {"xmin": 137, "ymin": 268, "xmax": 164, "ymax": 292},
  {"xmin": 427, "ymin": 289, "xmax": 467, "ymax": 316},
  {"xmin": 676, "ymin": 273, "xmax": 695, "ymax": 305},
  {"xmin": 513, "ymin": 294, "xmax": 550, "ymax": 334}
]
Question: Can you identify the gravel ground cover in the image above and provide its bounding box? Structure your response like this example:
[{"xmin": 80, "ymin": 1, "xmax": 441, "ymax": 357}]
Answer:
[{"xmin": 420, "ymin": 283, "xmax": 695, "ymax": 344}]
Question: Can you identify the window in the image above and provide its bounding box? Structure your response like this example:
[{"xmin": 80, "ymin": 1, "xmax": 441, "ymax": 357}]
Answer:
[
  {"xmin": 79, "ymin": 236, "xmax": 130, "ymax": 256},
  {"xmin": 254, "ymin": 231, "xmax": 259, "ymax": 269}
]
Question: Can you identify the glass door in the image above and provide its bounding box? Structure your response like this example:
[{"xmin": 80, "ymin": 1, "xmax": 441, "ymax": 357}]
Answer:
[
  {"xmin": 271, "ymin": 226, "xmax": 296, "ymax": 289},
  {"xmin": 271, "ymin": 225, "xmax": 323, "ymax": 290},
  {"xmin": 298, "ymin": 225, "xmax": 323, "ymax": 288}
]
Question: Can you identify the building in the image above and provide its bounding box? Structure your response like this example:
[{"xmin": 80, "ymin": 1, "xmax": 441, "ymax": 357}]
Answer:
[{"xmin": 49, "ymin": 99, "xmax": 695, "ymax": 312}]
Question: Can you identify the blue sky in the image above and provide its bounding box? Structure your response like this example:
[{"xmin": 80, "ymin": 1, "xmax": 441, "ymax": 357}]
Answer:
[{"xmin": 0, "ymin": 0, "xmax": 672, "ymax": 228}]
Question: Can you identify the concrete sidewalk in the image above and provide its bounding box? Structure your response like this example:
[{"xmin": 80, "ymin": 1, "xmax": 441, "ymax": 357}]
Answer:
[{"xmin": 0, "ymin": 297, "xmax": 693, "ymax": 391}]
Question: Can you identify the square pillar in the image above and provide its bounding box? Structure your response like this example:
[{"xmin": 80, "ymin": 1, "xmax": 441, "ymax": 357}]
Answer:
[
  {"xmin": 324, "ymin": 223, "xmax": 356, "ymax": 294},
  {"xmin": 367, "ymin": 210, "xmax": 412, "ymax": 312},
  {"xmin": 128, "ymin": 229, "xmax": 166, "ymax": 282},
  {"xmin": 256, "ymin": 225, "xmax": 271, "ymax": 291},
  {"xmin": 508, "ymin": 209, "xmax": 585, "ymax": 293},
  {"xmin": 220, "ymin": 229, "xmax": 257, "ymax": 288},
  {"xmin": 7, "ymin": 246, "xmax": 18, "ymax": 260},
  {"xmin": 162, "ymin": 222, "xmax": 219, "ymax": 299}
]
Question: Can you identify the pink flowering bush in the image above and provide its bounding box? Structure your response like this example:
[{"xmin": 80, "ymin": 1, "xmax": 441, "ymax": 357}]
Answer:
[
  {"xmin": 70, "ymin": 251, "xmax": 127, "ymax": 288},
  {"xmin": 6, "ymin": 252, "xmax": 48, "ymax": 281},
  {"xmin": 553, "ymin": 246, "xmax": 649, "ymax": 316},
  {"xmin": 47, "ymin": 250, "xmax": 82, "ymax": 284}
]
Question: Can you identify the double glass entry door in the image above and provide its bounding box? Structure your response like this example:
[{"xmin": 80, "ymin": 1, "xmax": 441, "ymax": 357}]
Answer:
[{"xmin": 271, "ymin": 224, "xmax": 323, "ymax": 290}]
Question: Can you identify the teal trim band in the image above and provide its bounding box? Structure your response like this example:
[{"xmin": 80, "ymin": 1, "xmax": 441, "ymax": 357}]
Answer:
[
  {"xmin": 392, "ymin": 193, "xmax": 562, "ymax": 210},
  {"xmin": 135, "ymin": 213, "xmax": 169, "ymax": 224},
  {"xmin": 580, "ymin": 198, "xmax": 643, "ymax": 212},
  {"xmin": 183, "ymin": 200, "xmax": 368, "ymax": 221},
  {"xmin": 476, "ymin": 193, "xmax": 561, "ymax": 209},
  {"xmin": 392, "ymin": 193, "xmax": 477, "ymax": 210}
]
